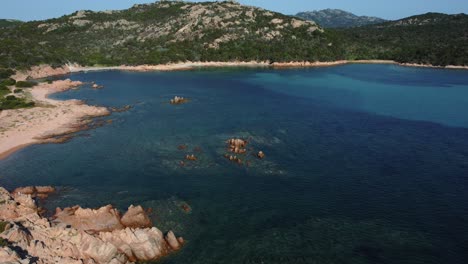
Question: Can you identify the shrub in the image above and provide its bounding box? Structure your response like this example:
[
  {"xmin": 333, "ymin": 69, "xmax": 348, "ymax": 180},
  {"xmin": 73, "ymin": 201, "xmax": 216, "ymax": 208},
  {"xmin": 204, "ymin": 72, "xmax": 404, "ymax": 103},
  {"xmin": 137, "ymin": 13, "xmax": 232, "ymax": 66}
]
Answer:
[
  {"xmin": 0, "ymin": 69, "xmax": 14, "ymax": 79},
  {"xmin": 0, "ymin": 96, "xmax": 35, "ymax": 110},
  {"xmin": 0, "ymin": 78, "xmax": 16, "ymax": 86},
  {"xmin": 13, "ymin": 88, "xmax": 23, "ymax": 93},
  {"xmin": 0, "ymin": 221, "xmax": 7, "ymax": 232},
  {"xmin": 15, "ymin": 81, "xmax": 36, "ymax": 88}
]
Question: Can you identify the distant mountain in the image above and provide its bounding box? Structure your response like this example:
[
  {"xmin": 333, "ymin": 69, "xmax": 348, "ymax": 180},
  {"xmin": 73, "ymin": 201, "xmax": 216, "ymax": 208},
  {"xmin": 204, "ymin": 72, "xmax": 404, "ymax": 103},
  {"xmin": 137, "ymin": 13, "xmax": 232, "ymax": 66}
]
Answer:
[
  {"xmin": 372, "ymin": 12, "xmax": 467, "ymax": 27},
  {"xmin": 296, "ymin": 9, "xmax": 386, "ymax": 28}
]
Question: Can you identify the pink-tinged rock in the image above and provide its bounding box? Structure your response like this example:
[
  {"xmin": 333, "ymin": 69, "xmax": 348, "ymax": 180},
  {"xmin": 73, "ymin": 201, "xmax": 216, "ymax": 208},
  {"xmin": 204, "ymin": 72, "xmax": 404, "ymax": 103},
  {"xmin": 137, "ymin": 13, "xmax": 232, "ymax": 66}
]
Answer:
[
  {"xmin": 257, "ymin": 151, "xmax": 265, "ymax": 159},
  {"xmin": 35, "ymin": 186, "xmax": 56, "ymax": 194},
  {"xmin": 0, "ymin": 186, "xmax": 183, "ymax": 263},
  {"xmin": 99, "ymin": 227, "xmax": 172, "ymax": 262},
  {"xmin": 54, "ymin": 205, "xmax": 124, "ymax": 232},
  {"xmin": 165, "ymin": 230, "xmax": 183, "ymax": 250},
  {"xmin": 11, "ymin": 186, "xmax": 56, "ymax": 199},
  {"xmin": 121, "ymin": 205, "xmax": 152, "ymax": 228},
  {"xmin": 12, "ymin": 186, "xmax": 36, "ymax": 195}
]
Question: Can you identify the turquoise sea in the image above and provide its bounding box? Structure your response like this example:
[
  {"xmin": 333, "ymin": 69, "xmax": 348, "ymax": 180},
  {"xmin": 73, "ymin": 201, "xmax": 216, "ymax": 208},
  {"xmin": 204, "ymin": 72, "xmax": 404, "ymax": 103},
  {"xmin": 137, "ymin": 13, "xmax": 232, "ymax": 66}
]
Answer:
[{"xmin": 1, "ymin": 64, "xmax": 468, "ymax": 263}]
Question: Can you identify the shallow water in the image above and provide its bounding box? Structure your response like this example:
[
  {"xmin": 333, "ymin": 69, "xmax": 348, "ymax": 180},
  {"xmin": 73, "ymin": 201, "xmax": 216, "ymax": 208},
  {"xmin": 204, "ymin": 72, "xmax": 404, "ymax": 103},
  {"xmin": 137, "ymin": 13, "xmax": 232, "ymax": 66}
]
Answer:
[{"xmin": 1, "ymin": 64, "xmax": 468, "ymax": 263}]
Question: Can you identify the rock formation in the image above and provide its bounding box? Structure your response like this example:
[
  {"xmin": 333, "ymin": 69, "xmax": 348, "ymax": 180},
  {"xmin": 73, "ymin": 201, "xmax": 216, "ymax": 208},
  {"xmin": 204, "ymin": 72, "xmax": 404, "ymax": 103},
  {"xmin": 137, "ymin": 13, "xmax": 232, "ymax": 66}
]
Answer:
[
  {"xmin": 224, "ymin": 154, "xmax": 242, "ymax": 164},
  {"xmin": 170, "ymin": 96, "xmax": 188, "ymax": 105},
  {"xmin": 185, "ymin": 154, "xmax": 197, "ymax": 161},
  {"xmin": 120, "ymin": 205, "xmax": 152, "ymax": 228},
  {"xmin": 0, "ymin": 186, "xmax": 183, "ymax": 264},
  {"xmin": 227, "ymin": 138, "xmax": 247, "ymax": 154},
  {"xmin": 53, "ymin": 205, "xmax": 124, "ymax": 233},
  {"xmin": 12, "ymin": 186, "xmax": 56, "ymax": 199},
  {"xmin": 257, "ymin": 151, "xmax": 265, "ymax": 159},
  {"xmin": 224, "ymin": 138, "xmax": 267, "ymax": 166},
  {"xmin": 92, "ymin": 83, "xmax": 104, "ymax": 89}
]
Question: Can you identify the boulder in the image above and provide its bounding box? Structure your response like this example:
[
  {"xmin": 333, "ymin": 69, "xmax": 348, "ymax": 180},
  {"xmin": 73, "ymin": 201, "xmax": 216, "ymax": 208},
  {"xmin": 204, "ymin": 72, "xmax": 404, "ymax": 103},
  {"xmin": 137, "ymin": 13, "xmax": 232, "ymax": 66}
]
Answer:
[
  {"xmin": 99, "ymin": 227, "xmax": 172, "ymax": 262},
  {"xmin": 165, "ymin": 230, "xmax": 183, "ymax": 250},
  {"xmin": 257, "ymin": 151, "xmax": 265, "ymax": 159},
  {"xmin": 170, "ymin": 96, "xmax": 188, "ymax": 105},
  {"xmin": 121, "ymin": 205, "xmax": 152, "ymax": 228},
  {"xmin": 185, "ymin": 154, "xmax": 197, "ymax": 161},
  {"xmin": 227, "ymin": 138, "xmax": 247, "ymax": 154},
  {"xmin": 11, "ymin": 186, "xmax": 55, "ymax": 199}
]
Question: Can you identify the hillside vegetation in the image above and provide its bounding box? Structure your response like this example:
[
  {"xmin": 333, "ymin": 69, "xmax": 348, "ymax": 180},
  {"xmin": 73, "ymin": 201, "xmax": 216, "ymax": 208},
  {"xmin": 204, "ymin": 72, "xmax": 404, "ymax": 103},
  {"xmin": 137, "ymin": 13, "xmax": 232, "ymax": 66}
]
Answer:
[
  {"xmin": 0, "ymin": 19, "xmax": 23, "ymax": 29},
  {"xmin": 0, "ymin": 1, "xmax": 341, "ymax": 68},
  {"xmin": 0, "ymin": 1, "xmax": 467, "ymax": 69},
  {"xmin": 335, "ymin": 13, "xmax": 468, "ymax": 65}
]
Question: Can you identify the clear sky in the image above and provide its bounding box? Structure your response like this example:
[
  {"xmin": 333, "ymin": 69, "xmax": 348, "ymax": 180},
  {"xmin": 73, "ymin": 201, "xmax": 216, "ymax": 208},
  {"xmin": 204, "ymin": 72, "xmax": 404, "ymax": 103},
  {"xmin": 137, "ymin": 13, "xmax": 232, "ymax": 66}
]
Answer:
[{"xmin": 1, "ymin": 0, "xmax": 468, "ymax": 21}]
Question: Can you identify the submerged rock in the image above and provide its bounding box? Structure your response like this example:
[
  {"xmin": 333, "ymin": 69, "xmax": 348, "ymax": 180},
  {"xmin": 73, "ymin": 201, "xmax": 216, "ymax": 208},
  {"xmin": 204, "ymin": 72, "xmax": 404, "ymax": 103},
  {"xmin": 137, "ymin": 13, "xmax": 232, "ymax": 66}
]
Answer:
[
  {"xmin": 92, "ymin": 83, "xmax": 104, "ymax": 89},
  {"xmin": 0, "ymin": 186, "xmax": 183, "ymax": 264},
  {"xmin": 110, "ymin": 105, "xmax": 132, "ymax": 113}
]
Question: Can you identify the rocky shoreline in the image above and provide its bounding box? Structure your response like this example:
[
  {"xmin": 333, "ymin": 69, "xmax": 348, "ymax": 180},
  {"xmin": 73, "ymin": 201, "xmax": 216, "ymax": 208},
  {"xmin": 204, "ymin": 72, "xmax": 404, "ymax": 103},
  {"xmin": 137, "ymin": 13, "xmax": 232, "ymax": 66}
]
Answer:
[{"xmin": 0, "ymin": 186, "xmax": 183, "ymax": 263}]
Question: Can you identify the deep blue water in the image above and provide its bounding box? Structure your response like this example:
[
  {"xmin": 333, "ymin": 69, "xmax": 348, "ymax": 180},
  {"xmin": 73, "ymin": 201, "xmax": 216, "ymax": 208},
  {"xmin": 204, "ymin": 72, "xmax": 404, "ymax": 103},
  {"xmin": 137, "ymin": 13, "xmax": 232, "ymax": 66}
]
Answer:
[{"xmin": 1, "ymin": 64, "xmax": 468, "ymax": 263}]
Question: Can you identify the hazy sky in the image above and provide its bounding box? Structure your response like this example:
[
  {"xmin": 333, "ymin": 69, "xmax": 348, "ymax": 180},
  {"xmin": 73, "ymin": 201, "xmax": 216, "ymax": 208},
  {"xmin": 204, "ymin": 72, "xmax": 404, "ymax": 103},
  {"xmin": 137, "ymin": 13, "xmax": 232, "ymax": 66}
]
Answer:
[{"xmin": 1, "ymin": 0, "xmax": 468, "ymax": 21}]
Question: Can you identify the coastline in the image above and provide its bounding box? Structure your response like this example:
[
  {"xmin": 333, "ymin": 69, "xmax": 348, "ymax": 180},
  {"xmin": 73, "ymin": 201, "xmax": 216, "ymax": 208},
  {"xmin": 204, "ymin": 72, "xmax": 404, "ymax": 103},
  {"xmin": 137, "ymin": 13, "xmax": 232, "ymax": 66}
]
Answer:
[
  {"xmin": 0, "ymin": 79, "xmax": 110, "ymax": 160},
  {"xmin": 12, "ymin": 60, "xmax": 468, "ymax": 81},
  {"xmin": 71, "ymin": 60, "xmax": 468, "ymax": 74},
  {"xmin": 1, "ymin": 59, "xmax": 467, "ymax": 160}
]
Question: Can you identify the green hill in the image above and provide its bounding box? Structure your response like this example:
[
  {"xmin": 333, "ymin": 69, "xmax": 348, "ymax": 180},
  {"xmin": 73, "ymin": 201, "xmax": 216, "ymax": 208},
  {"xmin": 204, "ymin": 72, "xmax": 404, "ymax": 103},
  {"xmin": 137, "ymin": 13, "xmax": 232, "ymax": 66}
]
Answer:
[
  {"xmin": 335, "ymin": 13, "xmax": 468, "ymax": 66},
  {"xmin": 0, "ymin": 1, "xmax": 341, "ymax": 68},
  {"xmin": 0, "ymin": 1, "xmax": 466, "ymax": 69}
]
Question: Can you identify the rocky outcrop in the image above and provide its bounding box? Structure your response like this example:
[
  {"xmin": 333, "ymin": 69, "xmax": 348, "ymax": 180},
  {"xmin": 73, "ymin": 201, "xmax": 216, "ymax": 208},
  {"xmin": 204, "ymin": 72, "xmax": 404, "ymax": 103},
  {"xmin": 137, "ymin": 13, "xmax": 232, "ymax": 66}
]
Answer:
[
  {"xmin": 54, "ymin": 205, "xmax": 124, "ymax": 233},
  {"xmin": 224, "ymin": 138, "xmax": 267, "ymax": 166},
  {"xmin": 185, "ymin": 154, "xmax": 197, "ymax": 161},
  {"xmin": 170, "ymin": 96, "xmax": 188, "ymax": 105},
  {"xmin": 92, "ymin": 83, "xmax": 104, "ymax": 89},
  {"xmin": 12, "ymin": 64, "xmax": 75, "ymax": 81},
  {"xmin": 257, "ymin": 151, "xmax": 265, "ymax": 159},
  {"xmin": 227, "ymin": 138, "xmax": 248, "ymax": 154},
  {"xmin": 0, "ymin": 186, "xmax": 183, "ymax": 264},
  {"xmin": 120, "ymin": 205, "xmax": 152, "ymax": 228}
]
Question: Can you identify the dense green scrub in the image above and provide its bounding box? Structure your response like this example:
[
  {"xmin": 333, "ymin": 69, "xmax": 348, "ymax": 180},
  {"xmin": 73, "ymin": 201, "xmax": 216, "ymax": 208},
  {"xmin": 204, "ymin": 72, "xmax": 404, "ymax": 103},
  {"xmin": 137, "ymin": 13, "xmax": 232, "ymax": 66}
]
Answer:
[{"xmin": 334, "ymin": 13, "xmax": 468, "ymax": 66}]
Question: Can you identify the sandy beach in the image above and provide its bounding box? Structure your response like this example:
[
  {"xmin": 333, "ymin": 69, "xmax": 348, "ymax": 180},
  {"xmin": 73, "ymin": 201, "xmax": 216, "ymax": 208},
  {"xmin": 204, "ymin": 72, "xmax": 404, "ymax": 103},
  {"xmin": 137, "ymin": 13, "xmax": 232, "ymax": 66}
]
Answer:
[
  {"xmin": 0, "ymin": 79, "xmax": 109, "ymax": 159},
  {"xmin": 68, "ymin": 60, "xmax": 468, "ymax": 74}
]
